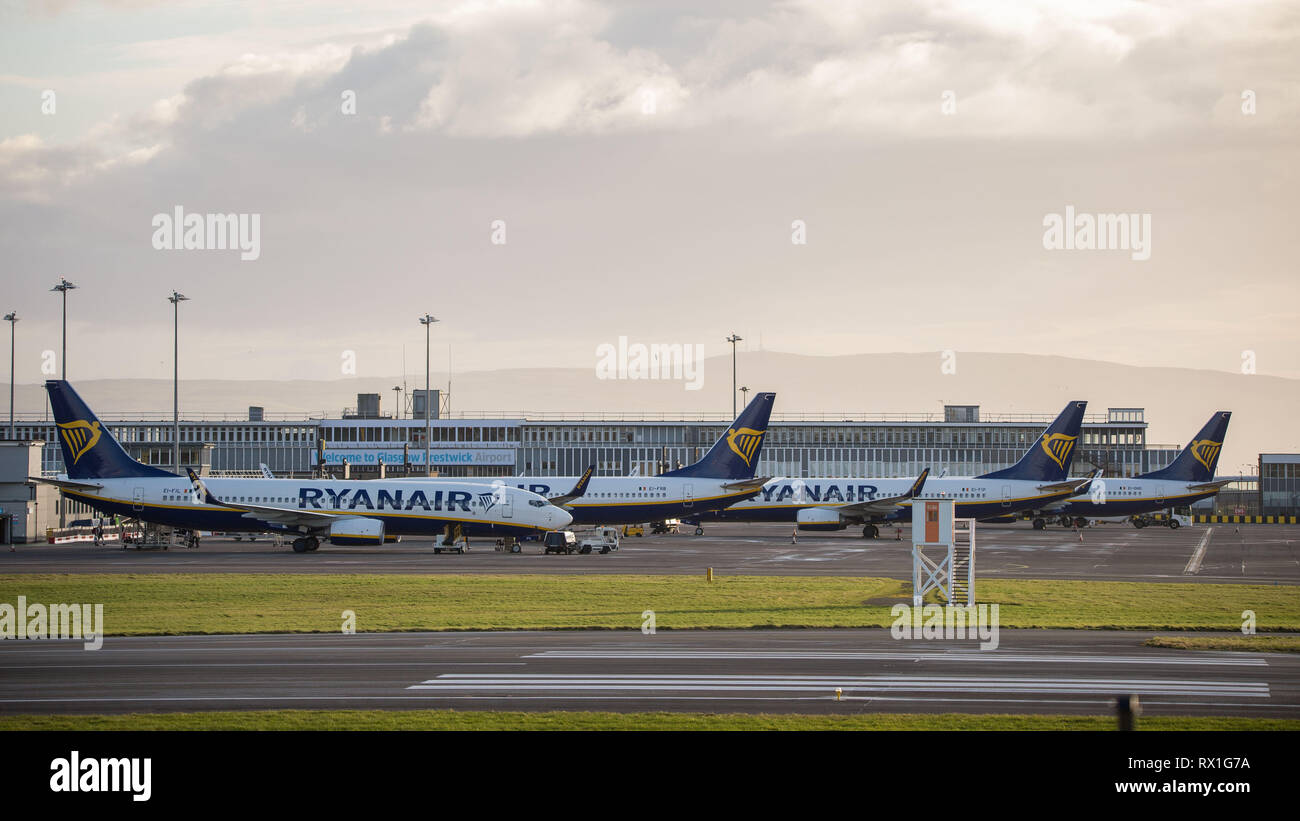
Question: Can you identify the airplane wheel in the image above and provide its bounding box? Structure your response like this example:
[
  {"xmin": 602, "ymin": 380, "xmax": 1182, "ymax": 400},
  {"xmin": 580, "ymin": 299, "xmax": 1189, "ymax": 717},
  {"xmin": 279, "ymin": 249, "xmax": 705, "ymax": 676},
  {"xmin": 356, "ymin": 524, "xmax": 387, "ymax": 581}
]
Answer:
[
  {"xmin": 291, "ymin": 538, "xmax": 309, "ymax": 553},
  {"xmin": 1032, "ymin": 518, "xmax": 1046, "ymax": 530},
  {"xmin": 306, "ymin": 537, "xmax": 320, "ymax": 551},
  {"xmin": 694, "ymin": 527, "xmax": 704, "ymax": 536},
  {"xmin": 1073, "ymin": 517, "xmax": 1088, "ymax": 528}
]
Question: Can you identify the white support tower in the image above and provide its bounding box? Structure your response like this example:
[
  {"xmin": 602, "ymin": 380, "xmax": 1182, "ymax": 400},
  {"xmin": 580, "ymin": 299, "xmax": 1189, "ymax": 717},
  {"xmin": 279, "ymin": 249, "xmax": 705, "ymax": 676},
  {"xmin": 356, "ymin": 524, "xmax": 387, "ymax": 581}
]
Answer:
[{"xmin": 911, "ymin": 497, "xmax": 978, "ymax": 606}]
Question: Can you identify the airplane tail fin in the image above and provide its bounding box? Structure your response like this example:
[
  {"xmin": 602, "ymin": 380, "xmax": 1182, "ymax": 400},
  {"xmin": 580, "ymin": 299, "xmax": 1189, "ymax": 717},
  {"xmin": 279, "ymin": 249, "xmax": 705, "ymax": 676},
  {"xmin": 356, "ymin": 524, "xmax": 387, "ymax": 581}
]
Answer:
[
  {"xmin": 661, "ymin": 392, "xmax": 776, "ymax": 480},
  {"xmin": 1141, "ymin": 412, "xmax": 1231, "ymax": 483},
  {"xmin": 978, "ymin": 400, "xmax": 1087, "ymax": 483},
  {"xmin": 45, "ymin": 380, "xmax": 176, "ymax": 480}
]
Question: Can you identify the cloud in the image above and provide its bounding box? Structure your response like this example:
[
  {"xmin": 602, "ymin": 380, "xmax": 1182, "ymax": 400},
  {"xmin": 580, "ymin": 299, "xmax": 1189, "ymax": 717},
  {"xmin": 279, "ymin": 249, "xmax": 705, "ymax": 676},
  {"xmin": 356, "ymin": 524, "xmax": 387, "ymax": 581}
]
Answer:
[
  {"xmin": 0, "ymin": 0, "xmax": 1297, "ymax": 382},
  {"xmin": 5, "ymin": 0, "xmax": 1297, "ymax": 182}
]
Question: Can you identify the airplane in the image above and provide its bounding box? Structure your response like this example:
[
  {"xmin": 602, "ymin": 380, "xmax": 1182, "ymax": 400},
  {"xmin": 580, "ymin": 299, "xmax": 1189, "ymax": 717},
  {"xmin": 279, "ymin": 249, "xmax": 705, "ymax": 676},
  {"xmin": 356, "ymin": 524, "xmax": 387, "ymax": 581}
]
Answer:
[
  {"xmin": 1038, "ymin": 411, "xmax": 1232, "ymax": 529},
  {"xmin": 35, "ymin": 380, "xmax": 573, "ymax": 553},
  {"xmin": 453, "ymin": 392, "xmax": 778, "ymax": 526},
  {"xmin": 684, "ymin": 401, "xmax": 1094, "ymax": 538}
]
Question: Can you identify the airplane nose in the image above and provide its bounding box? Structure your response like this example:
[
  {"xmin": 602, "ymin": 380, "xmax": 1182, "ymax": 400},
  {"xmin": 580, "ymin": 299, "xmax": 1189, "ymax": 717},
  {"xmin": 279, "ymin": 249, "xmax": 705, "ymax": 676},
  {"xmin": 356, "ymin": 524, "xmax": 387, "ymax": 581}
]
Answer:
[{"xmin": 551, "ymin": 507, "xmax": 573, "ymax": 529}]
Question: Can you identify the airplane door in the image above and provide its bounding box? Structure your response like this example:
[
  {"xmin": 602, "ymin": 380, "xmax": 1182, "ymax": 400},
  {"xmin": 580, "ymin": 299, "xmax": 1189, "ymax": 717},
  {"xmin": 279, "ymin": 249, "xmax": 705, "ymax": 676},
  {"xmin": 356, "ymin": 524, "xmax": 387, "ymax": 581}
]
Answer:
[
  {"xmin": 1001, "ymin": 485, "xmax": 1011, "ymax": 508},
  {"xmin": 133, "ymin": 487, "xmax": 145, "ymax": 512},
  {"xmin": 683, "ymin": 484, "xmax": 694, "ymax": 509},
  {"xmin": 502, "ymin": 493, "xmax": 513, "ymax": 519}
]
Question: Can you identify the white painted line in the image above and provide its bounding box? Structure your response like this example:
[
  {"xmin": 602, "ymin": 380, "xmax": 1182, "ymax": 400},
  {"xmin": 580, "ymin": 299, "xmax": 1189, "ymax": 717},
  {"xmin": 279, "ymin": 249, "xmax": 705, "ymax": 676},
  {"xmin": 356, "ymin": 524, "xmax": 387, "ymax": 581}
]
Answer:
[
  {"xmin": 407, "ymin": 674, "xmax": 1270, "ymax": 698},
  {"xmin": 1184, "ymin": 527, "xmax": 1214, "ymax": 574},
  {"xmin": 524, "ymin": 650, "xmax": 1268, "ymax": 666}
]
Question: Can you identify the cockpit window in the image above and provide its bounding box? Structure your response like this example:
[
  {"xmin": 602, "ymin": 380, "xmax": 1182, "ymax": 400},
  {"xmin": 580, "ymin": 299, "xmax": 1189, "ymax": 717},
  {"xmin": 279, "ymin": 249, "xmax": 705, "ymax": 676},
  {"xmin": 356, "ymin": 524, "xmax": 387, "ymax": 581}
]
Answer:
[{"xmin": 529, "ymin": 499, "xmax": 546, "ymax": 507}]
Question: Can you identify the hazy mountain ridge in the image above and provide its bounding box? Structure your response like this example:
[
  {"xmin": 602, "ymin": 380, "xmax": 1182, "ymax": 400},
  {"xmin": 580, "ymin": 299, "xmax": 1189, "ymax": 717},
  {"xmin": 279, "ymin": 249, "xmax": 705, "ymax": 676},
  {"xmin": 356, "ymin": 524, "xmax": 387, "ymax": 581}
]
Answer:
[{"xmin": 10, "ymin": 352, "xmax": 1295, "ymax": 471}]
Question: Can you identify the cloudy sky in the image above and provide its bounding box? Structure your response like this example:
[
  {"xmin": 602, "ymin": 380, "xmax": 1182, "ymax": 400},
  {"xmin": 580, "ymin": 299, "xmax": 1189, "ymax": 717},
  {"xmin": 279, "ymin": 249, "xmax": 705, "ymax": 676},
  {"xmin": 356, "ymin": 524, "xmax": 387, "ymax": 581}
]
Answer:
[{"xmin": 1, "ymin": 0, "xmax": 1297, "ymax": 385}]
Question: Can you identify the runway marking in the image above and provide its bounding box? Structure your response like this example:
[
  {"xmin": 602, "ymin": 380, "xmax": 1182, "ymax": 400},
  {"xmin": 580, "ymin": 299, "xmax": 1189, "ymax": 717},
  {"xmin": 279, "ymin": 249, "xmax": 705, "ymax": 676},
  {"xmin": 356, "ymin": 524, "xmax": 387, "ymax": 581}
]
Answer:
[
  {"xmin": 522, "ymin": 650, "xmax": 1268, "ymax": 666},
  {"xmin": 1184, "ymin": 528, "xmax": 1215, "ymax": 575},
  {"xmin": 0, "ymin": 662, "xmax": 527, "ymax": 670},
  {"xmin": 2, "ymin": 695, "xmax": 1293, "ymax": 711},
  {"xmin": 408, "ymin": 674, "xmax": 1270, "ymax": 698}
]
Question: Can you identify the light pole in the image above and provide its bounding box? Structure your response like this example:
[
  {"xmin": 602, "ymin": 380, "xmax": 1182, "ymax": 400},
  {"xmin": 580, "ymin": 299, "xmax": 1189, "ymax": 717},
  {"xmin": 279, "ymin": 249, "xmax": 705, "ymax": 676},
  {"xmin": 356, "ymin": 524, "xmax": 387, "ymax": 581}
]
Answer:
[
  {"xmin": 50, "ymin": 278, "xmax": 76, "ymax": 379},
  {"xmin": 392, "ymin": 385, "xmax": 402, "ymax": 420},
  {"xmin": 725, "ymin": 333, "xmax": 742, "ymax": 418},
  {"xmin": 419, "ymin": 314, "xmax": 439, "ymax": 477},
  {"xmin": 739, "ymin": 385, "xmax": 749, "ymax": 408},
  {"xmin": 4, "ymin": 312, "xmax": 17, "ymax": 441},
  {"xmin": 168, "ymin": 292, "xmax": 188, "ymax": 474}
]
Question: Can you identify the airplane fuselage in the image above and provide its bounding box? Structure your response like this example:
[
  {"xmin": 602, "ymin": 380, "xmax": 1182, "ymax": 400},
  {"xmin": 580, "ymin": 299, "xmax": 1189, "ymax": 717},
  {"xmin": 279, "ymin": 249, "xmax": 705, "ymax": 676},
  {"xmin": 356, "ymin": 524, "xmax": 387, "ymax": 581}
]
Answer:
[
  {"xmin": 1052, "ymin": 477, "xmax": 1223, "ymax": 518},
  {"xmin": 60, "ymin": 476, "xmax": 567, "ymax": 537},
  {"xmin": 689, "ymin": 476, "xmax": 1083, "ymax": 526},
  {"xmin": 458, "ymin": 475, "xmax": 764, "ymax": 525}
]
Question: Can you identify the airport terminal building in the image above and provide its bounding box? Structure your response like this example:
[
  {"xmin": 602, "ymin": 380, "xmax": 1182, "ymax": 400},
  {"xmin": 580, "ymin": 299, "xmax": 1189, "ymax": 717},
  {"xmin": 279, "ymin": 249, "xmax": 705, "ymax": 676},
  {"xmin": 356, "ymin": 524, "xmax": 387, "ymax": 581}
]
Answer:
[
  {"xmin": 8, "ymin": 398, "xmax": 1294, "ymax": 532},
  {"xmin": 13, "ymin": 401, "xmax": 1176, "ymax": 481}
]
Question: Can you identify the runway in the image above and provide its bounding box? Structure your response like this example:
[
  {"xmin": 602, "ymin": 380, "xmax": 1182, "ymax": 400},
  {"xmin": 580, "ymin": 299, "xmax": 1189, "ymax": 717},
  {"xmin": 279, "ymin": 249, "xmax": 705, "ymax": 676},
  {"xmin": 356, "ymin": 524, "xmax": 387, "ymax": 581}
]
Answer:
[
  {"xmin": 0, "ymin": 629, "xmax": 1293, "ymax": 718},
  {"xmin": 4, "ymin": 522, "xmax": 1298, "ymax": 584}
]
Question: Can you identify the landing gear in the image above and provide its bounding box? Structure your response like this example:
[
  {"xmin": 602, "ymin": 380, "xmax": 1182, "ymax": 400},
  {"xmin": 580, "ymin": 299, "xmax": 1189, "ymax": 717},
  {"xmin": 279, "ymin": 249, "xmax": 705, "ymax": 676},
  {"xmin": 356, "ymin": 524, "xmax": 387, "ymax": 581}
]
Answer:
[
  {"xmin": 1032, "ymin": 518, "xmax": 1046, "ymax": 530},
  {"xmin": 861, "ymin": 524, "xmax": 879, "ymax": 539},
  {"xmin": 694, "ymin": 527, "xmax": 704, "ymax": 536},
  {"xmin": 291, "ymin": 536, "xmax": 319, "ymax": 553},
  {"xmin": 1058, "ymin": 515, "xmax": 1072, "ymax": 528},
  {"xmin": 1073, "ymin": 517, "xmax": 1088, "ymax": 529}
]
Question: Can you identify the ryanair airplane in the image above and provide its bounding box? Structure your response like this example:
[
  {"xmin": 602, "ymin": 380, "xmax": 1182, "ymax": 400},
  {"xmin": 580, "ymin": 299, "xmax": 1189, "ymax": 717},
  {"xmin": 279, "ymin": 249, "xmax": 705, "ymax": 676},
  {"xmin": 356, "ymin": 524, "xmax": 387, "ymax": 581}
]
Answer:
[
  {"xmin": 454, "ymin": 392, "xmax": 778, "ymax": 526},
  {"xmin": 685, "ymin": 401, "xmax": 1093, "ymax": 538},
  {"xmin": 1040, "ymin": 411, "xmax": 1232, "ymax": 528},
  {"xmin": 39, "ymin": 380, "xmax": 572, "ymax": 552}
]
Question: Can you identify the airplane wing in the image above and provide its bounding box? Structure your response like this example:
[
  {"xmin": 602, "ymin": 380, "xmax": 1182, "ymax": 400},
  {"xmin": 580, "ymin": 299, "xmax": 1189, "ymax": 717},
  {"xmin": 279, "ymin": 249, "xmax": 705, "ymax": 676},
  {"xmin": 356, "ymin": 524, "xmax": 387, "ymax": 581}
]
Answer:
[
  {"xmin": 548, "ymin": 465, "xmax": 595, "ymax": 507},
  {"xmin": 1037, "ymin": 472, "xmax": 1097, "ymax": 495},
  {"xmin": 721, "ymin": 476, "xmax": 771, "ymax": 493},
  {"xmin": 186, "ymin": 468, "xmax": 341, "ymax": 532},
  {"xmin": 29, "ymin": 476, "xmax": 104, "ymax": 492},
  {"xmin": 823, "ymin": 468, "xmax": 929, "ymax": 520}
]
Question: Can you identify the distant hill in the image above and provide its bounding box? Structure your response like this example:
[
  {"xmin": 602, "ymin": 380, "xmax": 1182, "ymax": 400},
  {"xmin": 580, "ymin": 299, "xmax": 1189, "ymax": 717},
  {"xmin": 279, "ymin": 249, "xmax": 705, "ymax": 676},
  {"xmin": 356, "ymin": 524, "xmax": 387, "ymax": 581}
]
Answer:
[{"xmin": 11, "ymin": 352, "xmax": 1296, "ymax": 471}]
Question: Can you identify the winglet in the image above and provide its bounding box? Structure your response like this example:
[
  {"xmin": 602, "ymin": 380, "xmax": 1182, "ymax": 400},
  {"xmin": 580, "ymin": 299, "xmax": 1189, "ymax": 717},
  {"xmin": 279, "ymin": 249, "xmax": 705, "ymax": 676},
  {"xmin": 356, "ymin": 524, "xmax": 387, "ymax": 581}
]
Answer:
[
  {"xmin": 549, "ymin": 464, "xmax": 595, "ymax": 507},
  {"xmin": 904, "ymin": 467, "xmax": 930, "ymax": 500}
]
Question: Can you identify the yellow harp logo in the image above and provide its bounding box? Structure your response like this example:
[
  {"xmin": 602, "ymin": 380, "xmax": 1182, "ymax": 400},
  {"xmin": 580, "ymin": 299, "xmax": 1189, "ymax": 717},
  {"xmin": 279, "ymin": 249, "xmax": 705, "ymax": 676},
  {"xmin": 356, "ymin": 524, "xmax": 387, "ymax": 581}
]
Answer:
[
  {"xmin": 58, "ymin": 420, "xmax": 102, "ymax": 466},
  {"xmin": 726, "ymin": 427, "xmax": 766, "ymax": 467},
  {"xmin": 1039, "ymin": 433, "xmax": 1077, "ymax": 470},
  {"xmin": 1191, "ymin": 439, "xmax": 1222, "ymax": 471}
]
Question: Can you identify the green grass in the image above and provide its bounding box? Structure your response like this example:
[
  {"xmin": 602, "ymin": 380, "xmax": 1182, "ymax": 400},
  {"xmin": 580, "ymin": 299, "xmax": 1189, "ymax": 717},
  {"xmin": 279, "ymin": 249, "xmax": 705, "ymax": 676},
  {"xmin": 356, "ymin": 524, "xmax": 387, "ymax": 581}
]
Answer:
[
  {"xmin": 2, "ymin": 709, "xmax": 1295, "ymax": 731},
  {"xmin": 1144, "ymin": 635, "xmax": 1300, "ymax": 653},
  {"xmin": 1, "ymin": 574, "xmax": 1296, "ymax": 634}
]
